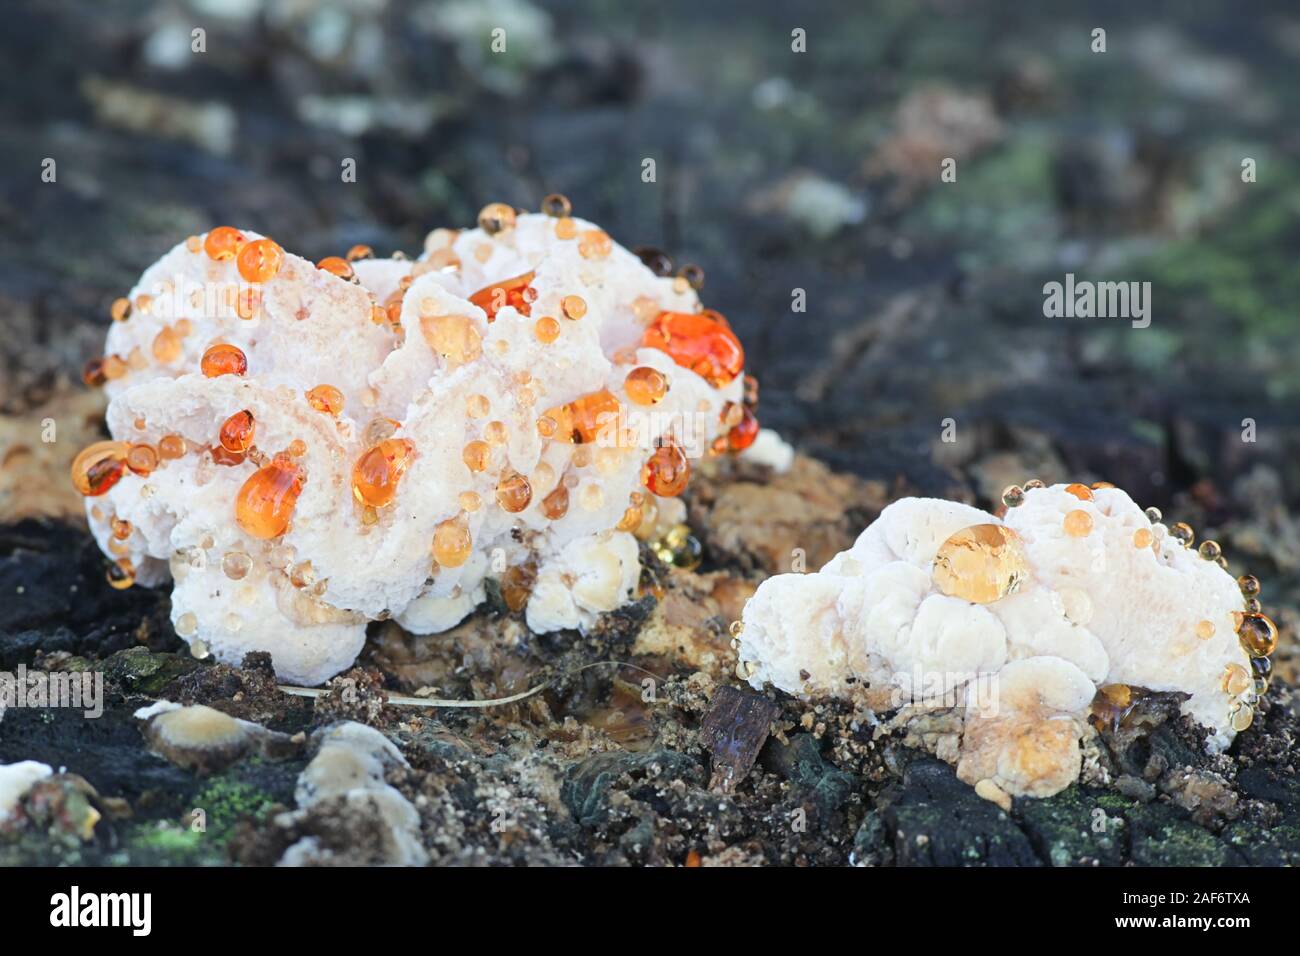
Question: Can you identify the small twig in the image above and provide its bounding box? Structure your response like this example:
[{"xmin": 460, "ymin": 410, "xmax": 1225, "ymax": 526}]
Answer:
[{"xmin": 277, "ymin": 660, "xmax": 663, "ymax": 710}]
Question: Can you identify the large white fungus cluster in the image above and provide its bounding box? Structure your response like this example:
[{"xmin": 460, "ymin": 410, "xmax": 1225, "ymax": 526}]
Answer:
[
  {"xmin": 737, "ymin": 483, "xmax": 1271, "ymax": 799},
  {"xmin": 78, "ymin": 205, "xmax": 754, "ymax": 684}
]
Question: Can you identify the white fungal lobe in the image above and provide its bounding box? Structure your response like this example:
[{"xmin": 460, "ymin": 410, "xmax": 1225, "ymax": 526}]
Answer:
[
  {"xmin": 738, "ymin": 484, "xmax": 1258, "ymax": 798},
  {"xmin": 84, "ymin": 214, "xmax": 747, "ymax": 684}
]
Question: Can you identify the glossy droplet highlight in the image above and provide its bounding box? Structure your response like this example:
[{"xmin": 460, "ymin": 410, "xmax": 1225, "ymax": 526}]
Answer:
[
  {"xmin": 237, "ymin": 238, "xmax": 284, "ymax": 283},
  {"xmin": 432, "ymin": 516, "xmax": 472, "ymax": 568},
  {"xmin": 624, "ymin": 366, "xmax": 668, "ymax": 406},
  {"xmin": 306, "ymin": 385, "xmax": 344, "ymax": 416},
  {"xmin": 544, "ymin": 389, "xmax": 622, "ymax": 445},
  {"xmin": 1063, "ymin": 510, "xmax": 1093, "ymax": 538},
  {"xmin": 641, "ymin": 444, "xmax": 690, "ymax": 497},
  {"xmin": 204, "ymin": 226, "xmax": 245, "ymax": 261},
  {"xmin": 201, "ymin": 344, "xmax": 247, "ymax": 378},
  {"xmin": 352, "ymin": 438, "xmax": 416, "ymax": 508},
  {"xmin": 71, "ymin": 441, "xmax": 129, "ymax": 497},
  {"xmin": 1237, "ymin": 612, "xmax": 1278, "ymax": 657},
  {"xmin": 470, "ymin": 271, "xmax": 535, "ymax": 321},
  {"xmin": 235, "ymin": 457, "xmax": 304, "ymax": 539},
  {"xmin": 496, "ymin": 470, "xmax": 533, "ymax": 513},
  {"xmin": 931, "ymin": 524, "xmax": 1029, "ymax": 604},
  {"xmin": 219, "ymin": 410, "xmax": 256, "ymax": 454},
  {"xmin": 642, "ymin": 310, "xmax": 744, "ymax": 387}
]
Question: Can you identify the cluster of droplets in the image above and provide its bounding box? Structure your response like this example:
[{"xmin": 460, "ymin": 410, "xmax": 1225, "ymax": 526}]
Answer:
[
  {"xmin": 74, "ymin": 196, "xmax": 759, "ymax": 624},
  {"xmin": 1001, "ymin": 479, "xmax": 1278, "ymax": 733}
]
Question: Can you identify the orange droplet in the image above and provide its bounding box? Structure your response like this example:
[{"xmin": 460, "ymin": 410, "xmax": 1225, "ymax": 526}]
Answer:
[
  {"xmin": 346, "ymin": 244, "xmax": 373, "ymax": 261},
  {"xmin": 616, "ymin": 504, "xmax": 643, "ymax": 533},
  {"xmin": 725, "ymin": 404, "xmax": 759, "ymax": 452},
  {"xmin": 102, "ymin": 355, "xmax": 128, "ymax": 380},
  {"xmin": 496, "ymin": 470, "xmax": 533, "ymax": 513},
  {"xmin": 126, "ymin": 444, "xmax": 159, "ymax": 476},
  {"xmin": 642, "ymin": 444, "xmax": 690, "ymax": 497},
  {"xmin": 432, "ymin": 515, "xmax": 472, "ymax": 568},
  {"xmin": 1065, "ymin": 483, "xmax": 1094, "ymax": 501},
  {"xmin": 561, "ymin": 295, "xmax": 587, "ymax": 320},
  {"xmin": 1238, "ymin": 612, "xmax": 1278, "ymax": 657},
  {"xmin": 469, "ymin": 270, "xmax": 535, "ymax": 321},
  {"xmin": 204, "ymin": 226, "xmax": 245, "ymax": 261},
  {"xmin": 543, "ymin": 389, "xmax": 622, "ymax": 445},
  {"xmin": 219, "ymin": 410, "xmax": 256, "ymax": 454},
  {"xmin": 642, "ymin": 311, "xmax": 744, "ymax": 387},
  {"xmin": 110, "ymin": 297, "xmax": 132, "ymax": 322},
  {"xmin": 82, "ymin": 358, "xmax": 108, "ymax": 387},
  {"xmin": 236, "ymin": 457, "xmax": 305, "ymax": 539},
  {"xmin": 236, "ymin": 238, "xmax": 284, "ymax": 283},
  {"xmin": 624, "ymin": 366, "xmax": 668, "ymax": 406},
  {"xmin": 420, "ymin": 314, "xmax": 483, "ymax": 366},
  {"xmin": 352, "ymin": 438, "xmax": 416, "ymax": 508},
  {"xmin": 578, "ymin": 229, "xmax": 612, "ymax": 260},
  {"xmin": 534, "ymin": 316, "xmax": 560, "ymax": 344},
  {"xmin": 306, "ymin": 385, "xmax": 344, "ymax": 416},
  {"xmin": 201, "ymin": 343, "xmax": 247, "ymax": 378},
  {"xmin": 555, "ymin": 217, "xmax": 577, "ymax": 240},
  {"xmin": 1064, "ymin": 509, "xmax": 1093, "ymax": 537},
  {"xmin": 71, "ymin": 441, "xmax": 129, "ymax": 496},
  {"xmin": 541, "ymin": 485, "xmax": 569, "ymax": 520},
  {"xmin": 152, "ymin": 326, "xmax": 183, "ymax": 364},
  {"xmin": 317, "ymin": 256, "xmax": 355, "ymax": 280},
  {"xmin": 158, "ymin": 434, "xmax": 187, "ymax": 460}
]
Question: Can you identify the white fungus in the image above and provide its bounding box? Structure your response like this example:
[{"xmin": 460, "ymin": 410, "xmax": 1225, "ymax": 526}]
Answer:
[
  {"xmin": 81, "ymin": 212, "xmax": 751, "ymax": 684},
  {"xmin": 0, "ymin": 761, "xmax": 54, "ymax": 823},
  {"xmin": 737, "ymin": 484, "xmax": 1262, "ymax": 798}
]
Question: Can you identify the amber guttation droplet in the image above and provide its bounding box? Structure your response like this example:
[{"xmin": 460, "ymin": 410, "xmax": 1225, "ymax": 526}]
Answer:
[
  {"xmin": 1237, "ymin": 612, "xmax": 1278, "ymax": 657},
  {"xmin": 219, "ymin": 410, "xmax": 256, "ymax": 454},
  {"xmin": 158, "ymin": 434, "xmax": 186, "ymax": 460},
  {"xmin": 459, "ymin": 439, "xmax": 488, "ymax": 473},
  {"xmin": 1198, "ymin": 540, "xmax": 1222, "ymax": 561},
  {"xmin": 306, "ymin": 385, "xmax": 344, "ymax": 416},
  {"xmin": 152, "ymin": 326, "xmax": 183, "ymax": 363},
  {"xmin": 1065, "ymin": 483, "xmax": 1093, "ymax": 501},
  {"xmin": 1133, "ymin": 527, "xmax": 1153, "ymax": 549},
  {"xmin": 533, "ymin": 316, "xmax": 560, "ymax": 344},
  {"xmin": 641, "ymin": 444, "xmax": 690, "ymax": 497},
  {"xmin": 1221, "ymin": 663, "xmax": 1252, "ymax": 696},
  {"xmin": 725, "ymin": 403, "xmax": 759, "ymax": 452},
  {"xmin": 317, "ymin": 256, "xmax": 355, "ymax": 280},
  {"xmin": 1244, "ymin": 597, "xmax": 1262, "ymax": 613},
  {"xmin": 1064, "ymin": 510, "xmax": 1093, "ymax": 538},
  {"xmin": 642, "ymin": 310, "xmax": 745, "ymax": 387},
  {"xmin": 496, "ymin": 470, "xmax": 533, "ymax": 513},
  {"xmin": 931, "ymin": 523, "xmax": 1029, "ymax": 604},
  {"xmin": 616, "ymin": 504, "xmax": 642, "ymax": 533},
  {"xmin": 541, "ymin": 485, "xmax": 569, "ymax": 520},
  {"xmin": 237, "ymin": 238, "xmax": 284, "ymax": 283},
  {"xmin": 469, "ymin": 271, "xmax": 535, "ymax": 321},
  {"xmin": 432, "ymin": 516, "xmax": 472, "ymax": 568},
  {"xmin": 1238, "ymin": 574, "xmax": 1261, "ymax": 597},
  {"xmin": 633, "ymin": 245, "xmax": 673, "ymax": 276},
  {"xmin": 71, "ymin": 441, "xmax": 129, "ymax": 496},
  {"xmin": 541, "ymin": 194, "xmax": 571, "ymax": 218},
  {"xmin": 561, "ymin": 295, "xmax": 587, "ymax": 320},
  {"xmin": 204, "ymin": 226, "xmax": 245, "ymax": 261},
  {"xmin": 1196, "ymin": 619, "xmax": 1216, "ymax": 640},
  {"xmin": 82, "ymin": 358, "xmax": 108, "ymax": 387},
  {"xmin": 352, "ymin": 438, "xmax": 416, "ymax": 508},
  {"xmin": 110, "ymin": 297, "xmax": 132, "ymax": 322},
  {"xmin": 421, "ymin": 314, "xmax": 482, "ymax": 365},
  {"xmin": 1001, "ymin": 485, "xmax": 1025, "ymax": 508},
  {"xmin": 201, "ymin": 343, "xmax": 248, "ymax": 378},
  {"xmin": 111, "ymin": 517, "xmax": 132, "ymax": 540},
  {"xmin": 555, "ymin": 217, "xmax": 577, "ymax": 240},
  {"xmin": 543, "ymin": 389, "xmax": 622, "ymax": 445},
  {"xmin": 106, "ymin": 558, "xmax": 135, "ymax": 590},
  {"xmin": 501, "ymin": 562, "xmax": 538, "ymax": 613},
  {"xmin": 625, "ymin": 366, "xmax": 668, "ymax": 406},
  {"xmin": 126, "ymin": 443, "xmax": 158, "ymax": 476},
  {"xmin": 235, "ymin": 457, "xmax": 304, "ymax": 539},
  {"xmin": 346, "ymin": 244, "xmax": 373, "ymax": 262},
  {"xmin": 1091, "ymin": 481, "xmax": 1115, "ymax": 489},
  {"xmin": 579, "ymin": 230, "xmax": 612, "ymax": 260},
  {"xmin": 478, "ymin": 203, "xmax": 516, "ymax": 235},
  {"xmin": 1170, "ymin": 522, "xmax": 1194, "ymax": 547},
  {"xmin": 1089, "ymin": 684, "xmax": 1140, "ymax": 732}
]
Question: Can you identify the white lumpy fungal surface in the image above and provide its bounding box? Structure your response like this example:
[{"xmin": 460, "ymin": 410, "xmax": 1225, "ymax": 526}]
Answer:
[
  {"xmin": 737, "ymin": 485, "xmax": 1258, "ymax": 798},
  {"xmin": 85, "ymin": 214, "xmax": 746, "ymax": 684}
]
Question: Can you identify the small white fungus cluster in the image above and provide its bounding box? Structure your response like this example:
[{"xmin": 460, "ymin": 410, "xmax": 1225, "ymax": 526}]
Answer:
[
  {"xmin": 87, "ymin": 214, "xmax": 745, "ymax": 683},
  {"xmin": 737, "ymin": 484, "xmax": 1256, "ymax": 798}
]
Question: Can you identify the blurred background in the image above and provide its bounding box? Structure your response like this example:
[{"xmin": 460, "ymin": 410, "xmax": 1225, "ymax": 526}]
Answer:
[{"xmin": 1, "ymin": 0, "xmax": 1299, "ymax": 607}]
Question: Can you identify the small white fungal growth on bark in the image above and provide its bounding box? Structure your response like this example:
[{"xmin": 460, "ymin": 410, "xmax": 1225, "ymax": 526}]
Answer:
[
  {"xmin": 0, "ymin": 761, "xmax": 53, "ymax": 822},
  {"xmin": 77, "ymin": 209, "xmax": 754, "ymax": 684},
  {"xmin": 737, "ymin": 484, "xmax": 1264, "ymax": 798}
]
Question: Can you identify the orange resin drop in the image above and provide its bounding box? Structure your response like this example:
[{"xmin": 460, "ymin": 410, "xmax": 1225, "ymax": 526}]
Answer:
[
  {"xmin": 469, "ymin": 271, "xmax": 535, "ymax": 321},
  {"xmin": 306, "ymin": 385, "xmax": 344, "ymax": 416},
  {"xmin": 237, "ymin": 238, "xmax": 284, "ymax": 283},
  {"xmin": 642, "ymin": 444, "xmax": 690, "ymax": 497},
  {"xmin": 158, "ymin": 434, "xmax": 187, "ymax": 459},
  {"xmin": 1238, "ymin": 612, "xmax": 1278, "ymax": 657},
  {"xmin": 201, "ymin": 343, "xmax": 247, "ymax": 378},
  {"xmin": 346, "ymin": 244, "xmax": 373, "ymax": 261},
  {"xmin": 725, "ymin": 404, "xmax": 760, "ymax": 452},
  {"xmin": 541, "ymin": 485, "xmax": 569, "ymax": 520},
  {"xmin": 71, "ymin": 441, "xmax": 129, "ymax": 496},
  {"xmin": 317, "ymin": 256, "xmax": 355, "ymax": 280},
  {"xmin": 236, "ymin": 457, "xmax": 304, "ymax": 539},
  {"xmin": 1065, "ymin": 483, "xmax": 1094, "ymax": 501},
  {"xmin": 534, "ymin": 316, "xmax": 560, "ymax": 343},
  {"xmin": 352, "ymin": 438, "xmax": 416, "ymax": 508},
  {"xmin": 432, "ymin": 516, "xmax": 472, "ymax": 568},
  {"xmin": 642, "ymin": 311, "xmax": 744, "ymax": 387},
  {"xmin": 544, "ymin": 389, "xmax": 622, "ymax": 445},
  {"xmin": 126, "ymin": 444, "xmax": 159, "ymax": 476},
  {"xmin": 219, "ymin": 410, "xmax": 256, "ymax": 454},
  {"xmin": 496, "ymin": 470, "xmax": 533, "ymax": 513},
  {"xmin": 204, "ymin": 226, "xmax": 245, "ymax": 261},
  {"xmin": 625, "ymin": 366, "xmax": 668, "ymax": 406}
]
